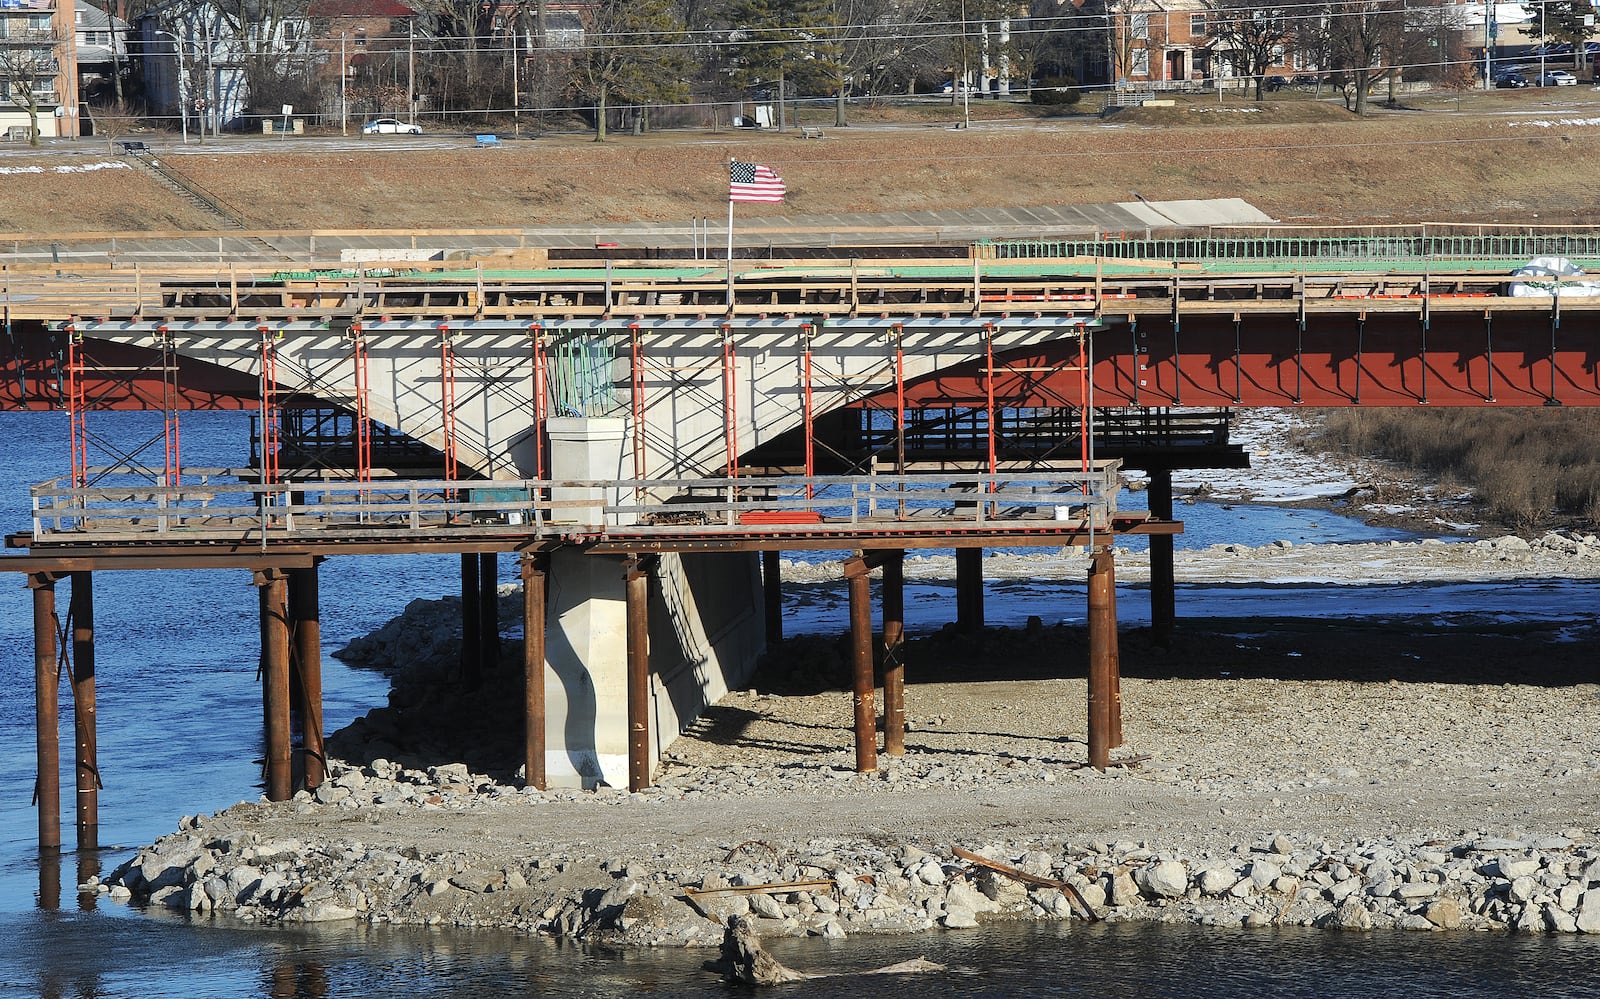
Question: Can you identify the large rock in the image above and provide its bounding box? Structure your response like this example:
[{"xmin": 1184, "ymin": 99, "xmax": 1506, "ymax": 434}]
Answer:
[
  {"xmin": 1197, "ymin": 867, "xmax": 1237, "ymax": 896},
  {"xmin": 1138, "ymin": 861, "xmax": 1189, "ymax": 899},
  {"xmin": 1424, "ymin": 899, "xmax": 1462, "ymax": 929},
  {"xmin": 1108, "ymin": 872, "xmax": 1140, "ymax": 907},
  {"xmin": 1326, "ymin": 898, "xmax": 1372, "ymax": 931},
  {"xmin": 1248, "ymin": 860, "xmax": 1281, "ymax": 891},
  {"xmin": 1576, "ymin": 889, "xmax": 1600, "ymax": 934},
  {"xmin": 946, "ymin": 881, "xmax": 1000, "ymax": 915},
  {"xmin": 1497, "ymin": 857, "xmax": 1540, "ymax": 880}
]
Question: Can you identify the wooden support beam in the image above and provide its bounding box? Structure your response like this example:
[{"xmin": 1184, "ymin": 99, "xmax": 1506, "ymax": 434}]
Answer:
[
  {"xmin": 1086, "ymin": 549, "xmax": 1120, "ymax": 770},
  {"xmin": 1147, "ymin": 467, "xmax": 1176, "ymax": 646},
  {"xmin": 31, "ymin": 573, "xmax": 61, "ymax": 850},
  {"xmin": 844, "ymin": 555, "xmax": 878, "ymax": 773},
  {"xmin": 881, "ymin": 549, "xmax": 905, "ymax": 757},
  {"xmin": 956, "ymin": 546, "xmax": 984, "ymax": 632},
  {"xmin": 69, "ymin": 571, "xmax": 98, "ymax": 848},
  {"xmin": 459, "ymin": 552, "xmax": 480, "ymax": 686},
  {"xmin": 521, "ymin": 552, "xmax": 548, "ymax": 791},
  {"xmin": 479, "ymin": 552, "xmax": 499, "ymax": 672},
  {"xmin": 762, "ymin": 549, "xmax": 783, "ymax": 644},
  {"xmin": 288, "ymin": 565, "xmax": 324, "ymax": 790},
  {"xmin": 256, "ymin": 568, "xmax": 293, "ymax": 802},
  {"xmin": 624, "ymin": 555, "xmax": 652, "ymax": 793}
]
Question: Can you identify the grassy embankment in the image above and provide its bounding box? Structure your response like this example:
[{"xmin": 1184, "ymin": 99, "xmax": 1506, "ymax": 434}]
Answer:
[{"xmin": 1316, "ymin": 409, "xmax": 1600, "ymax": 530}]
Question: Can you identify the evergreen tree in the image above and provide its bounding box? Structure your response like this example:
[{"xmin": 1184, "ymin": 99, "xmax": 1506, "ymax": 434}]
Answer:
[{"xmin": 575, "ymin": 0, "xmax": 692, "ymax": 140}]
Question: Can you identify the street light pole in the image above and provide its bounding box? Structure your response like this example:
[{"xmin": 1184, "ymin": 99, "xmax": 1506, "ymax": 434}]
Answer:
[{"xmin": 340, "ymin": 33, "xmax": 348, "ymax": 136}]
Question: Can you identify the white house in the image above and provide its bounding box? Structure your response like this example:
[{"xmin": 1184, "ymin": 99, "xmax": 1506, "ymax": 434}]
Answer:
[{"xmin": 136, "ymin": 0, "xmax": 311, "ymax": 135}]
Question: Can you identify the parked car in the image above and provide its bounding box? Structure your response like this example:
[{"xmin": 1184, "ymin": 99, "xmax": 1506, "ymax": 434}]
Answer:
[
  {"xmin": 1290, "ymin": 74, "xmax": 1321, "ymax": 88},
  {"xmin": 1535, "ymin": 70, "xmax": 1579, "ymax": 86},
  {"xmin": 1262, "ymin": 75, "xmax": 1290, "ymax": 91},
  {"xmin": 1493, "ymin": 71, "xmax": 1529, "ymax": 89},
  {"xmin": 362, "ymin": 118, "xmax": 422, "ymax": 135}
]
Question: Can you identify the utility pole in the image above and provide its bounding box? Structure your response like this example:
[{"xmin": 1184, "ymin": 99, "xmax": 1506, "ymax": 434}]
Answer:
[
  {"xmin": 407, "ymin": 21, "xmax": 415, "ymax": 124},
  {"xmin": 340, "ymin": 32, "xmax": 347, "ymax": 136},
  {"xmin": 202, "ymin": 18, "xmax": 214, "ymax": 139},
  {"xmin": 1540, "ymin": 0, "xmax": 1547, "ymax": 85}
]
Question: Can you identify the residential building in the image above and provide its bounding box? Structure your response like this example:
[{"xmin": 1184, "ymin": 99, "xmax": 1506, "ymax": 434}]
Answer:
[
  {"xmin": 136, "ymin": 0, "xmax": 311, "ymax": 134},
  {"xmin": 1101, "ymin": 0, "xmax": 1295, "ymax": 87},
  {"xmin": 75, "ymin": 0, "xmax": 129, "ymax": 103},
  {"xmin": 0, "ymin": 0, "xmax": 79, "ymax": 139}
]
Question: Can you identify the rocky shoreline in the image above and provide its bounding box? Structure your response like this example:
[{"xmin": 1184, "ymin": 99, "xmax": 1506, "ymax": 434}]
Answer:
[
  {"xmin": 97, "ymin": 764, "xmax": 1600, "ymax": 942},
  {"xmin": 92, "ymin": 529, "xmax": 1600, "ymax": 948}
]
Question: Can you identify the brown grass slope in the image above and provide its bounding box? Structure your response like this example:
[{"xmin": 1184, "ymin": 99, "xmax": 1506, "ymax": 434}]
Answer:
[{"xmin": 4, "ymin": 92, "xmax": 1600, "ymax": 232}]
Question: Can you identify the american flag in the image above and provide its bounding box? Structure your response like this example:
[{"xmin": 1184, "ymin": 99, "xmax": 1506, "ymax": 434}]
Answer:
[{"xmin": 729, "ymin": 161, "xmax": 786, "ymax": 203}]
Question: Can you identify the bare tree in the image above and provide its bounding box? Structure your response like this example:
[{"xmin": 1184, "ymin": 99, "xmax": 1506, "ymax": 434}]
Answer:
[
  {"xmin": 0, "ymin": 26, "xmax": 64, "ymax": 146},
  {"xmin": 1322, "ymin": 0, "xmax": 1407, "ymax": 113},
  {"xmin": 1203, "ymin": 0, "xmax": 1296, "ymax": 98}
]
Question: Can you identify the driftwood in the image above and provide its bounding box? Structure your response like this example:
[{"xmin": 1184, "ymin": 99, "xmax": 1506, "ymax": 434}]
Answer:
[
  {"xmin": 712, "ymin": 916, "xmax": 946, "ymax": 986},
  {"xmin": 952, "ymin": 847, "xmax": 1101, "ymax": 922}
]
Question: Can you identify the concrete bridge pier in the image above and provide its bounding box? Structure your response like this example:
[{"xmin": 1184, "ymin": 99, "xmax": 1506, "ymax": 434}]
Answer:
[{"xmin": 537, "ymin": 417, "xmax": 766, "ymax": 789}]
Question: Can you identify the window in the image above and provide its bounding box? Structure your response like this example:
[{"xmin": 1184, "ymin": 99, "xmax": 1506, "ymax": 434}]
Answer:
[
  {"xmin": 1190, "ymin": 14, "xmax": 1205, "ymax": 36},
  {"xmin": 354, "ymin": 26, "xmax": 366, "ymax": 46},
  {"xmin": 1131, "ymin": 48, "xmax": 1149, "ymax": 75},
  {"xmin": 1131, "ymin": 12, "xmax": 1149, "ymax": 39}
]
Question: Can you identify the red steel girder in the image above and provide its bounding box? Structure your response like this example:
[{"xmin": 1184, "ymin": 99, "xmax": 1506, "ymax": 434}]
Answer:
[{"xmin": 863, "ymin": 311, "xmax": 1600, "ymax": 409}]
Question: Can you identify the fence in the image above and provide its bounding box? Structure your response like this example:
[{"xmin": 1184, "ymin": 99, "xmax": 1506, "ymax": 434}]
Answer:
[{"xmin": 30, "ymin": 467, "xmax": 1122, "ymax": 541}]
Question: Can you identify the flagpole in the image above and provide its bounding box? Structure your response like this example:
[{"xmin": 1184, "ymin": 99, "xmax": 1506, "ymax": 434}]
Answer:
[{"xmin": 727, "ymin": 158, "xmax": 735, "ymax": 309}]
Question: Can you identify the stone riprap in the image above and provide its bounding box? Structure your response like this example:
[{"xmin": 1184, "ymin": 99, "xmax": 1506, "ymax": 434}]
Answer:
[{"xmin": 98, "ymin": 782, "xmax": 1600, "ymax": 943}]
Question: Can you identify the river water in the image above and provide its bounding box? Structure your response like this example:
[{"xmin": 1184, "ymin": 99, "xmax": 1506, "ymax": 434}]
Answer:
[{"xmin": 3, "ymin": 410, "xmax": 1598, "ymax": 997}]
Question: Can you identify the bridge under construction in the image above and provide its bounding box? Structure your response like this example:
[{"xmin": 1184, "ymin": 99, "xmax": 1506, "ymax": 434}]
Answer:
[{"xmin": 6, "ymin": 225, "xmax": 1598, "ymax": 852}]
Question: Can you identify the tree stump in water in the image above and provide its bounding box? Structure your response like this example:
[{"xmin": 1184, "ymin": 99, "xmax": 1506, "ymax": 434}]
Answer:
[{"xmin": 713, "ymin": 914, "xmax": 947, "ymax": 986}]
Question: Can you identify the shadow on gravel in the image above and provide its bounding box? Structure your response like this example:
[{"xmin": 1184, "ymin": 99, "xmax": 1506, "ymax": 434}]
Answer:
[{"xmin": 750, "ymin": 616, "xmax": 1600, "ymax": 693}]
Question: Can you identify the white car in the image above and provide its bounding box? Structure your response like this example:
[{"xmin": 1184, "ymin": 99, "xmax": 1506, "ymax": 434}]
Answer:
[
  {"xmin": 1536, "ymin": 70, "xmax": 1579, "ymax": 86},
  {"xmin": 362, "ymin": 118, "xmax": 422, "ymax": 135}
]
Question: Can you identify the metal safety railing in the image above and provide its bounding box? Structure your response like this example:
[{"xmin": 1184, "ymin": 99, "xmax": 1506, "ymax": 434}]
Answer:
[
  {"xmin": 981, "ymin": 233, "xmax": 1600, "ymax": 270},
  {"xmin": 31, "ymin": 466, "xmax": 1124, "ymax": 542}
]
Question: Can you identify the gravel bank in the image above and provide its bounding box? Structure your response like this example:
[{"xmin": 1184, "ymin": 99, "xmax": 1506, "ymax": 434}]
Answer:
[{"xmin": 98, "ymin": 529, "xmax": 1600, "ymax": 945}]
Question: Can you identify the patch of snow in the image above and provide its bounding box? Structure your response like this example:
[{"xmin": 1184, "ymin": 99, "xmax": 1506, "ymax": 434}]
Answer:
[
  {"xmin": 1508, "ymin": 117, "xmax": 1600, "ymax": 128},
  {"xmin": 54, "ymin": 161, "xmax": 129, "ymax": 174},
  {"xmin": 0, "ymin": 161, "xmax": 129, "ymax": 175}
]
